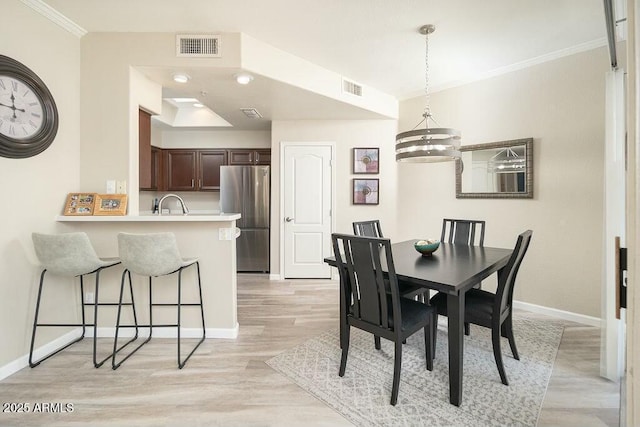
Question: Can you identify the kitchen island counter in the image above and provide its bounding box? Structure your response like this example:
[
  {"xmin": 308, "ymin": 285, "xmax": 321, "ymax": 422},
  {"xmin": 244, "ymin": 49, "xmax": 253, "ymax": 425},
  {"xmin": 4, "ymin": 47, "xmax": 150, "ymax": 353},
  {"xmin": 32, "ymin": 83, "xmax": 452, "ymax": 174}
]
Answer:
[{"xmin": 56, "ymin": 214, "xmax": 240, "ymax": 339}]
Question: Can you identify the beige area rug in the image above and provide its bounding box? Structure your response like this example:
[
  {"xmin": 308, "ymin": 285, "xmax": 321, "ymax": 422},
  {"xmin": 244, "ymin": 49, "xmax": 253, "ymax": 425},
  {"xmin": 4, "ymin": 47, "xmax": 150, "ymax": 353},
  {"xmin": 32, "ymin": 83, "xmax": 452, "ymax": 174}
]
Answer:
[{"xmin": 266, "ymin": 317, "xmax": 564, "ymax": 426}]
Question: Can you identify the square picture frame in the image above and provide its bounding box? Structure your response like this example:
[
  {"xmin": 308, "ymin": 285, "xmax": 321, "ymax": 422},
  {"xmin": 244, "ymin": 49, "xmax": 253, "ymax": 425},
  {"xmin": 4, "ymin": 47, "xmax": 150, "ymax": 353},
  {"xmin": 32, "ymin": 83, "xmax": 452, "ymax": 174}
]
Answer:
[
  {"xmin": 352, "ymin": 179, "xmax": 379, "ymax": 205},
  {"xmin": 353, "ymin": 147, "xmax": 379, "ymax": 174},
  {"xmin": 94, "ymin": 194, "xmax": 128, "ymax": 216},
  {"xmin": 63, "ymin": 193, "xmax": 96, "ymax": 216}
]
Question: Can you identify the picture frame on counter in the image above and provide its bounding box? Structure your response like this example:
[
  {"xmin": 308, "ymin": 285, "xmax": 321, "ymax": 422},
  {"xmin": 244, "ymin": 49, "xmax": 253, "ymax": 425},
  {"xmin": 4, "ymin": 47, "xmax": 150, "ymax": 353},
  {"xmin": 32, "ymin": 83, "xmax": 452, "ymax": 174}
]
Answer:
[
  {"xmin": 353, "ymin": 147, "xmax": 379, "ymax": 174},
  {"xmin": 63, "ymin": 193, "xmax": 95, "ymax": 216},
  {"xmin": 352, "ymin": 179, "xmax": 379, "ymax": 205},
  {"xmin": 94, "ymin": 194, "xmax": 128, "ymax": 216}
]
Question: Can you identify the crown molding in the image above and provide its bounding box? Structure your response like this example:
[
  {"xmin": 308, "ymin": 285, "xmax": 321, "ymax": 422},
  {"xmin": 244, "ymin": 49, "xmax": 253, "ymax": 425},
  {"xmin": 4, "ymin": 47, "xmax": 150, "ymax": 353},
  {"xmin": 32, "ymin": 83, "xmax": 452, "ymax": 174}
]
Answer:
[
  {"xmin": 20, "ymin": 0, "xmax": 87, "ymax": 38},
  {"xmin": 401, "ymin": 37, "xmax": 609, "ymax": 100}
]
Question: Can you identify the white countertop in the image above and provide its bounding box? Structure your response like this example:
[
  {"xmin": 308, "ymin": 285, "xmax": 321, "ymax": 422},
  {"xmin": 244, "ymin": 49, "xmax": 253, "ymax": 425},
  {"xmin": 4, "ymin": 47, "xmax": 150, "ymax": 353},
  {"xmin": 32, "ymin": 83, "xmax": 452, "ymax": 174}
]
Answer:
[{"xmin": 56, "ymin": 213, "xmax": 241, "ymax": 222}]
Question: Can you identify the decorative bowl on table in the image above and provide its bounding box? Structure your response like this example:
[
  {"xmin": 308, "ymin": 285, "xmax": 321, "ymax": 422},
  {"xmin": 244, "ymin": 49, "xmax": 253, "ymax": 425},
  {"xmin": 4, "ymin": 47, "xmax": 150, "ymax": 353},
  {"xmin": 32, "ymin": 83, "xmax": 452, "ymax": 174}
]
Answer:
[{"xmin": 414, "ymin": 239, "xmax": 440, "ymax": 257}]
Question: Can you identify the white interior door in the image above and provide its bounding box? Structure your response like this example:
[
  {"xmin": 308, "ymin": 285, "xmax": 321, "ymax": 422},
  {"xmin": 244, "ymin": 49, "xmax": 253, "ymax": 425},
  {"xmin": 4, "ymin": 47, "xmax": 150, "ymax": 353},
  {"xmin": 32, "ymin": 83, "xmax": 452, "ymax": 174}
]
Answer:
[
  {"xmin": 602, "ymin": 69, "xmax": 626, "ymax": 380},
  {"xmin": 282, "ymin": 143, "xmax": 332, "ymax": 278}
]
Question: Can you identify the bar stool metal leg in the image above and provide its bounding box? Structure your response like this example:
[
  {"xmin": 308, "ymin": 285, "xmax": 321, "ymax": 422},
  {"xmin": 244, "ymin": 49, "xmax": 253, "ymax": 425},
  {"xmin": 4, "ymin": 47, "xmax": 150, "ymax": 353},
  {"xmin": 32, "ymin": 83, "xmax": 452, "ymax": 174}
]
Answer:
[
  {"xmin": 112, "ymin": 270, "xmax": 147, "ymax": 370},
  {"xmin": 178, "ymin": 262, "xmax": 206, "ymax": 369},
  {"xmin": 29, "ymin": 270, "xmax": 88, "ymax": 368}
]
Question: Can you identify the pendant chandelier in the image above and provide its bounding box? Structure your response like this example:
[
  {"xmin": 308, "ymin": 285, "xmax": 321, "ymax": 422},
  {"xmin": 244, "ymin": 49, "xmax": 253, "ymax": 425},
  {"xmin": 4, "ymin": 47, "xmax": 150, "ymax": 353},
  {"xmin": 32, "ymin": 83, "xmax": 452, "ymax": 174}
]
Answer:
[{"xmin": 396, "ymin": 25, "xmax": 461, "ymax": 163}]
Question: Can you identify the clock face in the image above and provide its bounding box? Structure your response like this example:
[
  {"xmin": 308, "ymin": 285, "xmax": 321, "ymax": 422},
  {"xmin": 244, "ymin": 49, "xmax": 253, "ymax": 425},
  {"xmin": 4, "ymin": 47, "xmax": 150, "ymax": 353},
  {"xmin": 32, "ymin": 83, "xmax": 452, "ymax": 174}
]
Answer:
[
  {"xmin": 0, "ymin": 55, "xmax": 58, "ymax": 159},
  {"xmin": 0, "ymin": 75, "xmax": 44, "ymax": 140}
]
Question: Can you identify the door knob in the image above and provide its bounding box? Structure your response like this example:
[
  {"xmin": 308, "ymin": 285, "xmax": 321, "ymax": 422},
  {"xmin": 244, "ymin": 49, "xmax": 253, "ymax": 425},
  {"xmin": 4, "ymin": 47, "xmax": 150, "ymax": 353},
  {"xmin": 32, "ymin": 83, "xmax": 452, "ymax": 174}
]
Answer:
[{"xmin": 285, "ymin": 217, "xmax": 294, "ymax": 222}]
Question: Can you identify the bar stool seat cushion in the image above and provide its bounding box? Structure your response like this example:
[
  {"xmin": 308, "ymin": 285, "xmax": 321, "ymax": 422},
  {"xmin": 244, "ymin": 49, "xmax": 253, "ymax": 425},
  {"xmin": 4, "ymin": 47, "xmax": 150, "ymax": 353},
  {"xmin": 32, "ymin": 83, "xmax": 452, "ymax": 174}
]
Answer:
[
  {"xmin": 32, "ymin": 232, "xmax": 119, "ymax": 276},
  {"xmin": 118, "ymin": 232, "xmax": 196, "ymax": 277}
]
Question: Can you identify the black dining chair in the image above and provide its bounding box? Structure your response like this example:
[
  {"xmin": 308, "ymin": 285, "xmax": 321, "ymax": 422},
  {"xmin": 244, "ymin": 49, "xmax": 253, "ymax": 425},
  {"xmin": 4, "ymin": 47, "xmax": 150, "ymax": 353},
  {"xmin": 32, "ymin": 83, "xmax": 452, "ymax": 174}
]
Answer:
[
  {"xmin": 440, "ymin": 218, "xmax": 486, "ymax": 335},
  {"xmin": 352, "ymin": 220, "xmax": 426, "ymax": 298},
  {"xmin": 429, "ymin": 229, "xmax": 532, "ymax": 386},
  {"xmin": 353, "ymin": 220, "xmax": 429, "ymax": 349},
  {"xmin": 352, "ymin": 219, "xmax": 384, "ymax": 238},
  {"xmin": 332, "ymin": 233, "xmax": 436, "ymax": 405}
]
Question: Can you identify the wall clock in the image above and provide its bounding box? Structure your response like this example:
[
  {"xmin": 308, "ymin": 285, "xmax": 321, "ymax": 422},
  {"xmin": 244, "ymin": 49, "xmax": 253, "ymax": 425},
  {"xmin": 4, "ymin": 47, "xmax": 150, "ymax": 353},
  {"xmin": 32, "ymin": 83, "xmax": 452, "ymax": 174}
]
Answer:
[{"xmin": 0, "ymin": 55, "xmax": 58, "ymax": 159}]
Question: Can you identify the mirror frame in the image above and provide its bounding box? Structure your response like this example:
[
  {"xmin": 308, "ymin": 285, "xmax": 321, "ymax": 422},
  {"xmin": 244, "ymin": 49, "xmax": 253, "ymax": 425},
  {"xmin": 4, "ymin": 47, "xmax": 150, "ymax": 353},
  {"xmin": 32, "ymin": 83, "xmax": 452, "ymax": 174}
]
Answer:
[{"xmin": 455, "ymin": 137, "xmax": 533, "ymax": 199}]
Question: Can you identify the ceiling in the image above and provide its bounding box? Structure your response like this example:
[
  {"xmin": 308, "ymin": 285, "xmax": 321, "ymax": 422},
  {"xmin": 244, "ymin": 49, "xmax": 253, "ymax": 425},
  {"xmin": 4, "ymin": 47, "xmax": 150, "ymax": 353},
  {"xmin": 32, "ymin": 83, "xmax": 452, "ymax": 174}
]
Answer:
[{"xmin": 42, "ymin": 0, "xmax": 610, "ymax": 131}]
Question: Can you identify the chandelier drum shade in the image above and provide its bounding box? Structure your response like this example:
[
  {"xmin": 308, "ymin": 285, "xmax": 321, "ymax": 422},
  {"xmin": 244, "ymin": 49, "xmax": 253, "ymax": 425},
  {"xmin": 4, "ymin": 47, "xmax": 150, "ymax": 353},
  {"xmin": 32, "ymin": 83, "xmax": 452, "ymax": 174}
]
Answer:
[{"xmin": 396, "ymin": 24, "xmax": 461, "ymax": 163}]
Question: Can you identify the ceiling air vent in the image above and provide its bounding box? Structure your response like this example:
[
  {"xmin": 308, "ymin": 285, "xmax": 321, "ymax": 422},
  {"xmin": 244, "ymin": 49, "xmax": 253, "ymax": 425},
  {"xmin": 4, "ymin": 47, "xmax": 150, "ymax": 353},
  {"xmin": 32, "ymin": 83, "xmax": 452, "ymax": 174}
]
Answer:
[
  {"xmin": 240, "ymin": 108, "xmax": 262, "ymax": 119},
  {"xmin": 342, "ymin": 78, "xmax": 363, "ymax": 97},
  {"xmin": 176, "ymin": 34, "xmax": 221, "ymax": 57}
]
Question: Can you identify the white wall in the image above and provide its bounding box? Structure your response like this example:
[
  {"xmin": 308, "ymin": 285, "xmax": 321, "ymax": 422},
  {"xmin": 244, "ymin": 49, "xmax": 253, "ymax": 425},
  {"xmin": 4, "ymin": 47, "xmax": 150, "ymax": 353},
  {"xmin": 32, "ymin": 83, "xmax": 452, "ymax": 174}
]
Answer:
[
  {"xmin": 158, "ymin": 129, "xmax": 270, "ymax": 149},
  {"xmin": 397, "ymin": 47, "xmax": 609, "ymax": 317},
  {"xmin": 0, "ymin": 1, "xmax": 81, "ymax": 366},
  {"xmin": 270, "ymin": 119, "xmax": 398, "ymax": 276}
]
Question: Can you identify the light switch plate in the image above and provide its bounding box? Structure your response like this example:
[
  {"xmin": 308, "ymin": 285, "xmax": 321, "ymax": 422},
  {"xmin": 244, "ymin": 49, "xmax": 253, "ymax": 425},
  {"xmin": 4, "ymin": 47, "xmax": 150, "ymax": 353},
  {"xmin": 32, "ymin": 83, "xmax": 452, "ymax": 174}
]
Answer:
[
  {"xmin": 106, "ymin": 180, "xmax": 116, "ymax": 194},
  {"xmin": 116, "ymin": 180, "xmax": 127, "ymax": 194}
]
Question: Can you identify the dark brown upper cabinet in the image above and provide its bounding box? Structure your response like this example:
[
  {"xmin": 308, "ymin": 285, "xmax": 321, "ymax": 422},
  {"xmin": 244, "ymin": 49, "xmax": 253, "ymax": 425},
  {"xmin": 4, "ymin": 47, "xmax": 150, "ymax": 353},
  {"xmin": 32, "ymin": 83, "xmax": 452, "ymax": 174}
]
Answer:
[
  {"xmin": 165, "ymin": 149, "xmax": 227, "ymax": 191},
  {"xmin": 139, "ymin": 109, "xmax": 153, "ymax": 190},
  {"xmin": 227, "ymin": 149, "xmax": 271, "ymax": 165}
]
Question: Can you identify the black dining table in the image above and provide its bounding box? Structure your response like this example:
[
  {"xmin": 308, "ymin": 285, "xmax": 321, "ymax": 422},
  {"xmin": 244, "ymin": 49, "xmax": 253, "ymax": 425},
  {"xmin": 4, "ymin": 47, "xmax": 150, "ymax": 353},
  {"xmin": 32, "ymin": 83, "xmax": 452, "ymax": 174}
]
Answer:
[{"xmin": 325, "ymin": 239, "xmax": 513, "ymax": 406}]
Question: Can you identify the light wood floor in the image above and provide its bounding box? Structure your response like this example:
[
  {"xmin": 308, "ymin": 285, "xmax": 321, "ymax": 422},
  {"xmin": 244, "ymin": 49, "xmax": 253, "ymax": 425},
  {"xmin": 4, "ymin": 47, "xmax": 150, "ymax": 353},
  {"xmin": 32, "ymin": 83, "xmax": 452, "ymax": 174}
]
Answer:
[{"xmin": 0, "ymin": 275, "xmax": 620, "ymax": 426}]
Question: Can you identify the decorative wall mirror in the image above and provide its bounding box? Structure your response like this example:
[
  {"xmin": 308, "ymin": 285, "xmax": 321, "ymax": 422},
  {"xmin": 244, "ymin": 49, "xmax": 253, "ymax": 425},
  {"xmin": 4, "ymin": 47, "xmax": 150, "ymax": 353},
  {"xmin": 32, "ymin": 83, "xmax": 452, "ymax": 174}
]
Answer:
[{"xmin": 455, "ymin": 138, "xmax": 533, "ymax": 199}]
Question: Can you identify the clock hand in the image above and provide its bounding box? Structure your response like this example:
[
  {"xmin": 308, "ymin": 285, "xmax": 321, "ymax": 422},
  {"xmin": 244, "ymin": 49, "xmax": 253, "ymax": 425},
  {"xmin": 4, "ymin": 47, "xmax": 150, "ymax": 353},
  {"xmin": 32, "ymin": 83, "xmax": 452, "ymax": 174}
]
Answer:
[
  {"xmin": 8, "ymin": 93, "xmax": 26, "ymax": 112},
  {"xmin": 2, "ymin": 93, "xmax": 26, "ymax": 119}
]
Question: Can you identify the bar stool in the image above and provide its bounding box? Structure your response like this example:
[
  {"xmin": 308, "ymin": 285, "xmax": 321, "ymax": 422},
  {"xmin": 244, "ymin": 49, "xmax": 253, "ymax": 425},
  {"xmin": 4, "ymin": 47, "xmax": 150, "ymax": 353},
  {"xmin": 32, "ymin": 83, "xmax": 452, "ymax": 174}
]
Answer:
[
  {"xmin": 112, "ymin": 232, "xmax": 206, "ymax": 370},
  {"xmin": 29, "ymin": 232, "xmax": 134, "ymax": 368}
]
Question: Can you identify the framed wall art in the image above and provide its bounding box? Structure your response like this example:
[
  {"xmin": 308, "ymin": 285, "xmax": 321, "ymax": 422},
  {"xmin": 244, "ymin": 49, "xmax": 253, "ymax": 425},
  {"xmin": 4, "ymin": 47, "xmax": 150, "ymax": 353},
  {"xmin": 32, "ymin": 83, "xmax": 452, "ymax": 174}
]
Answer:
[
  {"xmin": 352, "ymin": 179, "xmax": 379, "ymax": 205},
  {"xmin": 94, "ymin": 194, "xmax": 128, "ymax": 216},
  {"xmin": 353, "ymin": 147, "xmax": 379, "ymax": 174},
  {"xmin": 63, "ymin": 193, "xmax": 96, "ymax": 216}
]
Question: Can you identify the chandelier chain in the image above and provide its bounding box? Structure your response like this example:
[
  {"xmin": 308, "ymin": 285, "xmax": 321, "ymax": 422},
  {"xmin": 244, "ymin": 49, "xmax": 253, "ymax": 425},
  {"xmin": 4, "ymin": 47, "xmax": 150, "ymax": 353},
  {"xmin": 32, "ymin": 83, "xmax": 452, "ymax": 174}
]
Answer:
[{"xmin": 425, "ymin": 27, "xmax": 430, "ymax": 123}]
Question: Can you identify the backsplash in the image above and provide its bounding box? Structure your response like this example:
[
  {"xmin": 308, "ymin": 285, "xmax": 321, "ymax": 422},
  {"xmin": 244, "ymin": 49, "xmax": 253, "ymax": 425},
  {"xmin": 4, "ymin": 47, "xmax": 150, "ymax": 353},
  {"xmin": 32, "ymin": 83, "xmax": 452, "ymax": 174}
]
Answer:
[{"xmin": 139, "ymin": 191, "xmax": 220, "ymax": 213}]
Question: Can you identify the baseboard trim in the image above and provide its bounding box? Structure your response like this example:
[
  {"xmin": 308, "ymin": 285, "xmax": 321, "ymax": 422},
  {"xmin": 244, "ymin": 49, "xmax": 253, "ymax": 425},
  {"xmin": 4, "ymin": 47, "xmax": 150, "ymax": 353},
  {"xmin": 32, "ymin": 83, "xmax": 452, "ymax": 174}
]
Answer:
[
  {"xmin": 0, "ymin": 323, "xmax": 239, "ymax": 381},
  {"xmin": 87, "ymin": 324, "xmax": 239, "ymax": 339},
  {"xmin": 0, "ymin": 329, "xmax": 82, "ymax": 381},
  {"xmin": 514, "ymin": 300, "xmax": 601, "ymax": 327}
]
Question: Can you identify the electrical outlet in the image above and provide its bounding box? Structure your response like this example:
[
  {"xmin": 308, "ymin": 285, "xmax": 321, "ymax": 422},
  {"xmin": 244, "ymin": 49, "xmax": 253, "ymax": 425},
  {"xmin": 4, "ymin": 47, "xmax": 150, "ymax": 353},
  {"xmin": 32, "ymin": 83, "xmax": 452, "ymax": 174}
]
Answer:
[
  {"xmin": 218, "ymin": 228, "xmax": 235, "ymax": 240},
  {"xmin": 84, "ymin": 292, "xmax": 94, "ymax": 304}
]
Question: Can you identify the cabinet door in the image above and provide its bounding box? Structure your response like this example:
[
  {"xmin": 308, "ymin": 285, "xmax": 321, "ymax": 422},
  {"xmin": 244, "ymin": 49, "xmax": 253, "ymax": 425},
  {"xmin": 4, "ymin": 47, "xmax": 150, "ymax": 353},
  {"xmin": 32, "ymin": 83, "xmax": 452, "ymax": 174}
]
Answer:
[
  {"xmin": 166, "ymin": 150, "xmax": 197, "ymax": 191},
  {"xmin": 199, "ymin": 150, "xmax": 227, "ymax": 191},
  {"xmin": 139, "ymin": 109, "xmax": 152, "ymax": 189},
  {"xmin": 227, "ymin": 149, "xmax": 253, "ymax": 165},
  {"xmin": 255, "ymin": 149, "xmax": 271, "ymax": 165},
  {"xmin": 150, "ymin": 146, "xmax": 164, "ymax": 191}
]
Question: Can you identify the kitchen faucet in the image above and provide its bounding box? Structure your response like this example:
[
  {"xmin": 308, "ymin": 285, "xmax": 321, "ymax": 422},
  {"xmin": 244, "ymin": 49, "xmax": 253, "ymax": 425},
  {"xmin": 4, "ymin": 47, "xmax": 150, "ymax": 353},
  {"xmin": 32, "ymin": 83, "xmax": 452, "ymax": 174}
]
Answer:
[{"xmin": 158, "ymin": 194, "xmax": 189, "ymax": 215}]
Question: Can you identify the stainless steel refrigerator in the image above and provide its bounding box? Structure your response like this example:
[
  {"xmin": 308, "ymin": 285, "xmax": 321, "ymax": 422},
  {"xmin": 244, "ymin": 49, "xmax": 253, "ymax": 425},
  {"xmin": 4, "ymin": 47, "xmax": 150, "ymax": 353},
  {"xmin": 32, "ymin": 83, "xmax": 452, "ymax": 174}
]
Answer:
[{"xmin": 220, "ymin": 165, "xmax": 270, "ymax": 272}]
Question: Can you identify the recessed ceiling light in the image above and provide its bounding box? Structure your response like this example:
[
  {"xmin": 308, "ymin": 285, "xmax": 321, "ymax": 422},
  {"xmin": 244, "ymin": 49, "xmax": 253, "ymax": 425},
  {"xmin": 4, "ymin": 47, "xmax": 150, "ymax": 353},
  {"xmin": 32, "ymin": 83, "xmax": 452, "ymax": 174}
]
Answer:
[
  {"xmin": 173, "ymin": 73, "xmax": 190, "ymax": 83},
  {"xmin": 193, "ymin": 103, "xmax": 204, "ymax": 108},
  {"xmin": 235, "ymin": 73, "xmax": 254, "ymax": 85}
]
